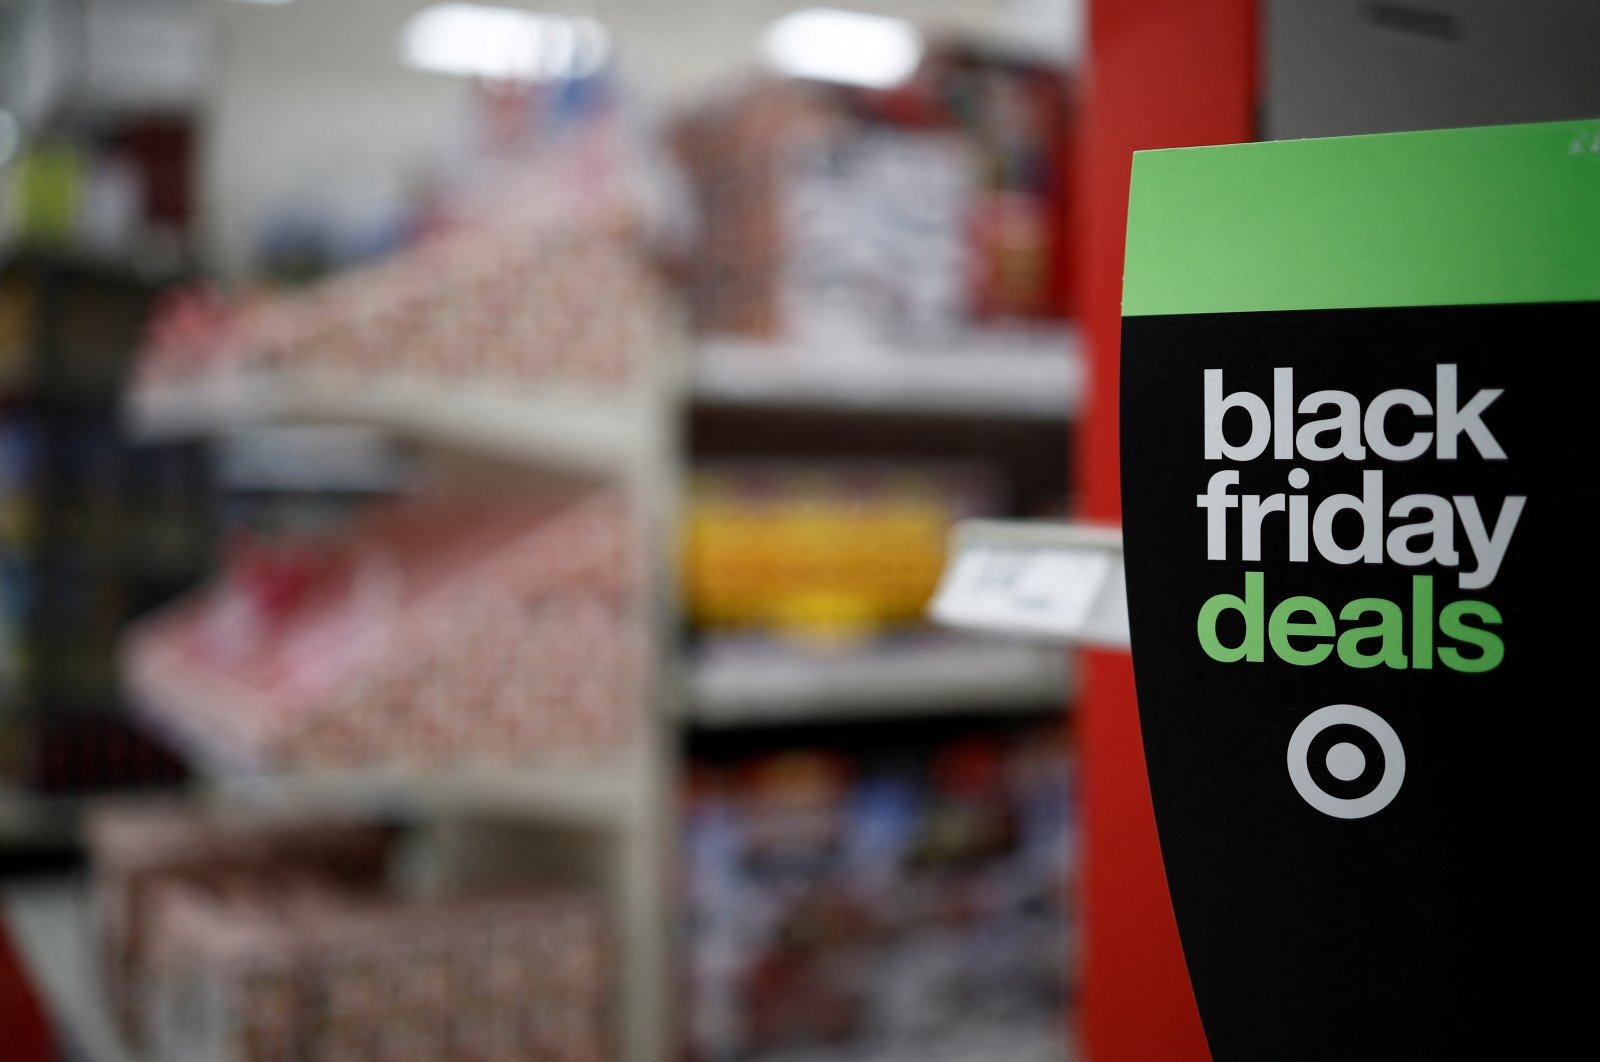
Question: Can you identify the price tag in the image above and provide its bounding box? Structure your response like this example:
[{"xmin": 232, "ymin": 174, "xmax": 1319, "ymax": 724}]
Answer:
[{"xmin": 932, "ymin": 545, "xmax": 1113, "ymax": 641}]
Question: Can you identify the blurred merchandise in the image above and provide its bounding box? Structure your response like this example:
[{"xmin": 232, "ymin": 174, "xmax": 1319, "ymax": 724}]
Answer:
[
  {"xmin": 147, "ymin": 886, "xmax": 606, "ymax": 1062},
  {"xmin": 1, "ymin": 0, "xmax": 203, "ymax": 262},
  {"xmin": 89, "ymin": 802, "xmax": 606, "ymax": 1061},
  {"xmin": 88, "ymin": 803, "xmax": 392, "ymax": 1047},
  {"xmin": 1, "ymin": 397, "xmax": 34, "ymax": 715},
  {"xmin": 2, "ymin": 12, "xmax": 1086, "ymax": 1062},
  {"xmin": 675, "ymin": 46, "xmax": 1072, "ymax": 348},
  {"xmin": 7, "ymin": 142, "xmax": 82, "ymax": 247},
  {"xmin": 1, "ymin": 271, "xmax": 32, "ymax": 386},
  {"xmin": 129, "ymin": 144, "xmax": 661, "ymax": 428},
  {"xmin": 679, "ymin": 55, "xmax": 1077, "ymax": 1058},
  {"xmin": 97, "ymin": 50, "xmax": 683, "ymax": 1062},
  {"xmin": 684, "ymin": 721, "xmax": 1074, "ymax": 1062},
  {"xmin": 0, "ymin": 253, "xmax": 211, "ymax": 802},
  {"xmin": 125, "ymin": 486, "xmax": 640, "ymax": 772},
  {"xmin": 685, "ymin": 462, "xmax": 1001, "ymax": 640},
  {"xmin": 1, "ymin": 122, "xmax": 195, "ymax": 260},
  {"xmin": 135, "ymin": 219, "xmax": 644, "ymax": 393},
  {"xmin": 127, "ymin": 49, "xmax": 671, "ymax": 401}
]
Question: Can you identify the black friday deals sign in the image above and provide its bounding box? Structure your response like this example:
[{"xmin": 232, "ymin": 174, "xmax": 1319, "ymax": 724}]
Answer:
[
  {"xmin": 1194, "ymin": 365, "xmax": 1517, "ymax": 678},
  {"xmin": 1119, "ymin": 121, "xmax": 1599, "ymax": 1059}
]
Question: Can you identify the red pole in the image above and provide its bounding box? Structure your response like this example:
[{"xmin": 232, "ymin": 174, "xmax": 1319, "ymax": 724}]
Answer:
[{"xmin": 1074, "ymin": 1, "xmax": 1256, "ymax": 1058}]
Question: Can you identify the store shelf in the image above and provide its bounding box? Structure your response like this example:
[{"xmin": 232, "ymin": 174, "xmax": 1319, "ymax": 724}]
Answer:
[
  {"xmin": 126, "ymin": 375, "xmax": 647, "ymax": 479},
  {"xmin": 743, "ymin": 1018, "xmax": 1072, "ymax": 1062},
  {"xmin": 180, "ymin": 746, "xmax": 641, "ymax": 832},
  {"xmin": 201, "ymin": 755, "xmax": 639, "ymax": 831},
  {"xmin": 2, "ymin": 877, "xmax": 134, "ymax": 1062},
  {"xmin": 687, "ymin": 634, "xmax": 1072, "ymax": 726},
  {"xmin": 126, "ymin": 660, "xmax": 643, "ymax": 829},
  {"xmin": 0, "ymin": 784, "xmax": 84, "ymax": 839},
  {"xmin": 694, "ymin": 331, "xmax": 1082, "ymax": 419},
  {"xmin": 931, "ymin": 520, "xmax": 1129, "ymax": 648},
  {"xmin": 205, "ymin": 760, "xmax": 645, "ymax": 829},
  {"xmin": 283, "ymin": 382, "xmax": 648, "ymax": 477}
]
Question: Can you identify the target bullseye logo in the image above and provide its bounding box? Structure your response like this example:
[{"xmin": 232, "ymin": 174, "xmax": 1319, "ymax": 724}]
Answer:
[{"xmin": 1287, "ymin": 704, "xmax": 1405, "ymax": 818}]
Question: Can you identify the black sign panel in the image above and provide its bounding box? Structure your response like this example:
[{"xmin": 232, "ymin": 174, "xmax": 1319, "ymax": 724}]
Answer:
[{"xmin": 1120, "ymin": 301, "xmax": 1596, "ymax": 1059}]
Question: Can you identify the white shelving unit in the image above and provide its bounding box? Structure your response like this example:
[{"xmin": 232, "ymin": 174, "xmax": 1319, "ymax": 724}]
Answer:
[
  {"xmin": 694, "ymin": 331, "xmax": 1082, "ymax": 419},
  {"xmin": 688, "ymin": 635, "xmax": 1072, "ymax": 727},
  {"xmin": 91, "ymin": 281, "xmax": 1084, "ymax": 1062},
  {"xmin": 119, "ymin": 715, "xmax": 647, "ymax": 830},
  {"xmin": 128, "ymin": 376, "xmax": 650, "ymax": 480},
  {"xmin": 115, "ymin": 329, "xmax": 682, "ymax": 1062}
]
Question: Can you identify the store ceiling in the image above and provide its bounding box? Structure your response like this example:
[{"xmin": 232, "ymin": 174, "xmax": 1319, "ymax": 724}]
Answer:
[
  {"xmin": 215, "ymin": 0, "xmax": 1079, "ymax": 94},
  {"xmin": 200, "ymin": 0, "xmax": 1080, "ymax": 278}
]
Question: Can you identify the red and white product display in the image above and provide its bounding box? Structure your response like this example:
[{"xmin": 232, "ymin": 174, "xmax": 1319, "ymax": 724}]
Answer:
[
  {"xmin": 89, "ymin": 805, "xmax": 607, "ymax": 1062},
  {"xmin": 88, "ymin": 805, "xmax": 394, "ymax": 1048},
  {"xmin": 133, "ymin": 154, "xmax": 659, "ymax": 405},
  {"xmin": 123, "ymin": 488, "xmax": 641, "ymax": 771},
  {"xmin": 145, "ymin": 887, "xmax": 605, "ymax": 1062}
]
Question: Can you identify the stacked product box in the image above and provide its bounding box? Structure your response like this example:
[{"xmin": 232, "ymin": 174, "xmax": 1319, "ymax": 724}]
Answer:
[
  {"xmin": 89, "ymin": 804, "xmax": 608, "ymax": 1061},
  {"xmin": 123, "ymin": 486, "xmax": 641, "ymax": 771},
  {"xmin": 674, "ymin": 48, "xmax": 1073, "ymax": 349},
  {"xmin": 145, "ymin": 887, "xmax": 606, "ymax": 1062},
  {"xmin": 88, "ymin": 804, "xmax": 394, "ymax": 1047},
  {"xmin": 683, "ymin": 722, "xmax": 1075, "ymax": 1062},
  {"xmin": 684, "ymin": 462, "xmax": 1002, "ymax": 640},
  {"xmin": 133, "ymin": 156, "xmax": 658, "ymax": 404}
]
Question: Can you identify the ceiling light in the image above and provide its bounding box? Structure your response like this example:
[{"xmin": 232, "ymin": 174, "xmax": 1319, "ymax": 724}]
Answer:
[
  {"xmin": 400, "ymin": 4, "xmax": 610, "ymax": 82},
  {"xmin": 763, "ymin": 8, "xmax": 923, "ymax": 89}
]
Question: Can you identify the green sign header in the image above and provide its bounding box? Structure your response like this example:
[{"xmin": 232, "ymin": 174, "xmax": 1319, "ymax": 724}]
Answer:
[{"xmin": 1123, "ymin": 119, "xmax": 1600, "ymax": 316}]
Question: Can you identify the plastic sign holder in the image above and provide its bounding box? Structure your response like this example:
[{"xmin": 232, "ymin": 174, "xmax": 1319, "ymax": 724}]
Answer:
[{"xmin": 930, "ymin": 519, "xmax": 1129, "ymax": 649}]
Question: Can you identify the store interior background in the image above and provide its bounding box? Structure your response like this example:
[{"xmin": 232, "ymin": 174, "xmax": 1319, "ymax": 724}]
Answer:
[{"xmin": 0, "ymin": 2, "xmax": 1595, "ymax": 1061}]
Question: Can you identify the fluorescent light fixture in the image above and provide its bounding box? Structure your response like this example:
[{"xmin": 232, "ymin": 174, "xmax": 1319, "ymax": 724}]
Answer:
[
  {"xmin": 763, "ymin": 8, "xmax": 923, "ymax": 89},
  {"xmin": 401, "ymin": 4, "xmax": 610, "ymax": 81}
]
